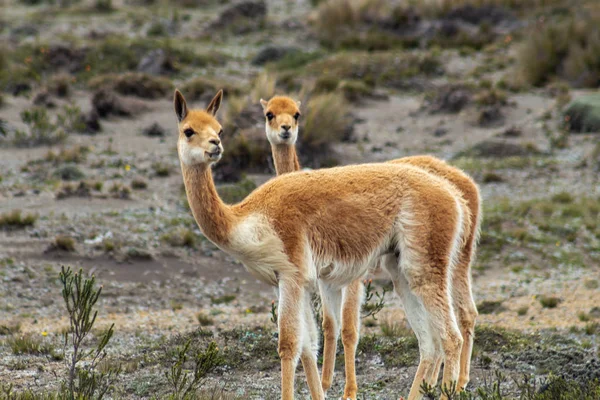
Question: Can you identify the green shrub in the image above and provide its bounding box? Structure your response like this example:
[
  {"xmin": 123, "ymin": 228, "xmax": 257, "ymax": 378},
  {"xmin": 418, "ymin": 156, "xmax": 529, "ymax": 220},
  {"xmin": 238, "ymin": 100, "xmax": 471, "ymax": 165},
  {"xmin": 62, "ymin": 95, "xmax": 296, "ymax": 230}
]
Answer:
[
  {"xmin": 161, "ymin": 228, "xmax": 196, "ymax": 247},
  {"xmin": 539, "ymin": 295, "xmax": 560, "ymax": 308},
  {"xmin": 88, "ymin": 73, "xmax": 172, "ymax": 99},
  {"xmin": 12, "ymin": 107, "xmax": 67, "ymax": 147},
  {"xmin": 564, "ymin": 94, "xmax": 600, "ymax": 133}
]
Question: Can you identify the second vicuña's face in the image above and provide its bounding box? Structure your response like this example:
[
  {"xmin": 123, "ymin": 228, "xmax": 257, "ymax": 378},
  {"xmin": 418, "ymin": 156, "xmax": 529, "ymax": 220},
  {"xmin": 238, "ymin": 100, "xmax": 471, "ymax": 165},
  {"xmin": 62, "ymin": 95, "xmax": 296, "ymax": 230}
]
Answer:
[{"xmin": 261, "ymin": 96, "xmax": 301, "ymax": 145}]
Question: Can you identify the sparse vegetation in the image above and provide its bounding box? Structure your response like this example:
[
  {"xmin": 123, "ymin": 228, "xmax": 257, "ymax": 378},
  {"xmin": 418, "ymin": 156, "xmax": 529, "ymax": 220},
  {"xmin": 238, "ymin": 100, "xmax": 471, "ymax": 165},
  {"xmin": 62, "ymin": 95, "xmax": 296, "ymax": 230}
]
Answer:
[
  {"xmin": 12, "ymin": 107, "xmax": 68, "ymax": 147},
  {"xmin": 52, "ymin": 235, "xmax": 76, "ymax": 252},
  {"xmin": 89, "ymin": 73, "xmax": 172, "ymax": 99},
  {"xmin": 161, "ymin": 228, "xmax": 197, "ymax": 247},
  {"xmin": 0, "ymin": 210, "xmax": 38, "ymax": 229}
]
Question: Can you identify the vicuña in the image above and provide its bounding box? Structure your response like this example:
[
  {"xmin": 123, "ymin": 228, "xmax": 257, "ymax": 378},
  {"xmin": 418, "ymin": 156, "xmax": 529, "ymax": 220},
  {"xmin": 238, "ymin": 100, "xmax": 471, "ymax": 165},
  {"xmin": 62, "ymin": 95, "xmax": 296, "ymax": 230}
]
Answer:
[
  {"xmin": 176, "ymin": 89, "xmax": 473, "ymax": 400},
  {"xmin": 259, "ymin": 95, "xmax": 482, "ymax": 399}
]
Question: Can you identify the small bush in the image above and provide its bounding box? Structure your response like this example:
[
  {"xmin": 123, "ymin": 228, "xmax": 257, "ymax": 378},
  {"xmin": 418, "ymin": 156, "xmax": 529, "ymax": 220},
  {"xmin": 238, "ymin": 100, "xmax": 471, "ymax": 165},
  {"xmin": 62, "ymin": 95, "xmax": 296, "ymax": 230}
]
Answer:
[
  {"xmin": 0, "ymin": 210, "xmax": 37, "ymax": 229},
  {"xmin": 539, "ymin": 295, "xmax": 560, "ymax": 309},
  {"xmin": 517, "ymin": 306, "xmax": 528, "ymax": 316},
  {"xmin": 477, "ymin": 300, "xmax": 505, "ymax": 314}
]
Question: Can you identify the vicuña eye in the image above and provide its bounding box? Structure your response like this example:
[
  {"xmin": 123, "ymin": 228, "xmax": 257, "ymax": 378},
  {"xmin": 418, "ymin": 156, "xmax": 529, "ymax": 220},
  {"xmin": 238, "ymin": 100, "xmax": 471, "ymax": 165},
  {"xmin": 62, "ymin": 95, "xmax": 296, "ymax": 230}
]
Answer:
[
  {"xmin": 293, "ymin": 112, "xmax": 300, "ymax": 120},
  {"xmin": 266, "ymin": 112, "xmax": 274, "ymax": 121},
  {"xmin": 184, "ymin": 128, "xmax": 194, "ymax": 138},
  {"xmin": 218, "ymin": 129, "xmax": 223, "ymax": 137}
]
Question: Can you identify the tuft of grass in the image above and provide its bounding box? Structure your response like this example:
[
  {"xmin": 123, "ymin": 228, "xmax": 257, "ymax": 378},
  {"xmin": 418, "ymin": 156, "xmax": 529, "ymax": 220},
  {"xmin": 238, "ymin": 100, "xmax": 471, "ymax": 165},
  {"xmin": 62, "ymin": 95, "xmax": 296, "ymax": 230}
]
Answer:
[
  {"xmin": 210, "ymin": 294, "xmax": 236, "ymax": 305},
  {"xmin": 551, "ymin": 191, "xmax": 574, "ymax": 204},
  {"xmin": 517, "ymin": 13, "xmax": 600, "ymax": 88},
  {"xmin": 482, "ymin": 171, "xmax": 504, "ymax": 183},
  {"xmin": 0, "ymin": 210, "xmax": 38, "ymax": 229},
  {"xmin": 584, "ymin": 279, "xmax": 599, "ymax": 290},
  {"xmin": 53, "ymin": 235, "xmax": 76, "ymax": 252},
  {"xmin": 217, "ymin": 179, "xmax": 257, "ymax": 204},
  {"xmin": 161, "ymin": 228, "xmax": 196, "ymax": 247},
  {"xmin": 109, "ymin": 183, "xmax": 132, "ymax": 199},
  {"xmin": 564, "ymin": 94, "xmax": 600, "ymax": 133},
  {"xmin": 517, "ymin": 306, "xmax": 528, "ymax": 316},
  {"xmin": 584, "ymin": 322, "xmax": 599, "ymax": 335},
  {"xmin": 197, "ymin": 313, "xmax": 215, "ymax": 327},
  {"xmin": 538, "ymin": 295, "xmax": 560, "ymax": 309}
]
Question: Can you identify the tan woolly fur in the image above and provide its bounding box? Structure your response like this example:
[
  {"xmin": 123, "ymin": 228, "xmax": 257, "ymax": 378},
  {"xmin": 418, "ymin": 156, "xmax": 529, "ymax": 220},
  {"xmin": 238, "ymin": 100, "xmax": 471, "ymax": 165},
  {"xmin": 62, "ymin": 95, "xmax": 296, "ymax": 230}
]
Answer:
[
  {"xmin": 175, "ymin": 89, "xmax": 471, "ymax": 400},
  {"xmin": 260, "ymin": 95, "xmax": 482, "ymax": 400}
]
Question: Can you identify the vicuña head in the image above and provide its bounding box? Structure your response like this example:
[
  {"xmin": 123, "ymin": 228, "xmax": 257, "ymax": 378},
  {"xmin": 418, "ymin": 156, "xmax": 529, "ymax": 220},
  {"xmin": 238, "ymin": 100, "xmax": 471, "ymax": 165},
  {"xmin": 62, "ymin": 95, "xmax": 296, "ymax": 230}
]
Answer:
[
  {"xmin": 260, "ymin": 96, "xmax": 301, "ymax": 145},
  {"xmin": 175, "ymin": 89, "xmax": 224, "ymax": 167}
]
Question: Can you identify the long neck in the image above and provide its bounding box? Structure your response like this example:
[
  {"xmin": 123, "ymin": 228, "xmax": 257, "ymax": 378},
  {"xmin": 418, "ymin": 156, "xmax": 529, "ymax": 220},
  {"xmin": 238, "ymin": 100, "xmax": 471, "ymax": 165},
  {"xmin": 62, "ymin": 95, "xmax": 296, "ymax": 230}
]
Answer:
[
  {"xmin": 181, "ymin": 163, "xmax": 236, "ymax": 245},
  {"xmin": 271, "ymin": 144, "xmax": 300, "ymax": 175}
]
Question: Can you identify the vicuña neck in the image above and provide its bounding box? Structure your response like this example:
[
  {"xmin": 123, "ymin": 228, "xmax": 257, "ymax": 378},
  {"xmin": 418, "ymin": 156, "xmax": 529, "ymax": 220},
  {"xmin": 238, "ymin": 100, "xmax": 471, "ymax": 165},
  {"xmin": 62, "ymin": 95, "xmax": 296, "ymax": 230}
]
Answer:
[
  {"xmin": 272, "ymin": 144, "xmax": 300, "ymax": 175},
  {"xmin": 181, "ymin": 163, "xmax": 235, "ymax": 245}
]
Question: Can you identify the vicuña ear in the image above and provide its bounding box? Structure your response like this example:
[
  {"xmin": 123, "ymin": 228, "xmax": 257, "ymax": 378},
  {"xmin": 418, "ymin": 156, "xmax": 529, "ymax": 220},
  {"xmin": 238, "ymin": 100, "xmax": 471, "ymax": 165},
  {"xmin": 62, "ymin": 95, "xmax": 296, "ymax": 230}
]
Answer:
[
  {"xmin": 260, "ymin": 98, "xmax": 268, "ymax": 110},
  {"xmin": 174, "ymin": 89, "xmax": 188, "ymax": 122},
  {"xmin": 295, "ymin": 100, "xmax": 301, "ymax": 108},
  {"xmin": 206, "ymin": 89, "xmax": 223, "ymax": 116}
]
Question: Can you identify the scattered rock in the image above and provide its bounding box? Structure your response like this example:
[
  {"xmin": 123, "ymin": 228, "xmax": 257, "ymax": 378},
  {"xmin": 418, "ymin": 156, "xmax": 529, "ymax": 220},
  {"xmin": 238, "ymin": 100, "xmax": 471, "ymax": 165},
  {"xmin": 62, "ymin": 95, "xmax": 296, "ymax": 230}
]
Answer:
[
  {"xmin": 91, "ymin": 89, "xmax": 146, "ymax": 118},
  {"xmin": 564, "ymin": 94, "xmax": 600, "ymax": 133},
  {"xmin": 251, "ymin": 46, "xmax": 299, "ymax": 66},
  {"xmin": 207, "ymin": 0, "xmax": 267, "ymax": 34},
  {"xmin": 458, "ymin": 140, "xmax": 538, "ymax": 158},
  {"xmin": 142, "ymin": 122, "xmax": 167, "ymax": 137},
  {"xmin": 137, "ymin": 49, "xmax": 175, "ymax": 75}
]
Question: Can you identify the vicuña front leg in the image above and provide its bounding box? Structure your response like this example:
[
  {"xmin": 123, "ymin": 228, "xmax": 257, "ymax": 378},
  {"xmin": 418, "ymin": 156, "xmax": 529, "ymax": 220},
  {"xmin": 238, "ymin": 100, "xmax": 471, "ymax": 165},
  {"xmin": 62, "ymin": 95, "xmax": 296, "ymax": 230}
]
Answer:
[
  {"xmin": 278, "ymin": 278, "xmax": 304, "ymax": 400},
  {"xmin": 341, "ymin": 279, "xmax": 363, "ymax": 400},
  {"xmin": 319, "ymin": 282, "xmax": 342, "ymax": 395}
]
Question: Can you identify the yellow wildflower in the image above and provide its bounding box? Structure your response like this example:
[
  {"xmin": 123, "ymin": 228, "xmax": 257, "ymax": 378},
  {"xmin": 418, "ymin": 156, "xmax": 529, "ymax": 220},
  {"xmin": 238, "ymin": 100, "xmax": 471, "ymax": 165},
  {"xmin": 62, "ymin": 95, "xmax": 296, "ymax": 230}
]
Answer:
[
  {"xmin": 125, "ymin": 164, "xmax": 131, "ymax": 172},
  {"xmin": 41, "ymin": 331, "xmax": 48, "ymax": 337}
]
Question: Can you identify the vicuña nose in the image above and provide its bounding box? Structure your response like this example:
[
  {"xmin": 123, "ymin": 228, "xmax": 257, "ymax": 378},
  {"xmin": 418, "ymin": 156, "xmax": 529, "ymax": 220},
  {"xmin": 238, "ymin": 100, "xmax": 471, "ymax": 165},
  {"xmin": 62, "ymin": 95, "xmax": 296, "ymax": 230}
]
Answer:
[
  {"xmin": 281, "ymin": 125, "xmax": 291, "ymax": 132},
  {"xmin": 209, "ymin": 138, "xmax": 220, "ymax": 146}
]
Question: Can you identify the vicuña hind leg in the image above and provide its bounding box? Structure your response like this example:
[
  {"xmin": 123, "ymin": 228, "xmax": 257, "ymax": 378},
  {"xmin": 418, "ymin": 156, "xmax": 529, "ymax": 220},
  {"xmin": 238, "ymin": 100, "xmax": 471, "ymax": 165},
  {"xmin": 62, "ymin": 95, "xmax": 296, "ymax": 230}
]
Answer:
[
  {"xmin": 390, "ymin": 270, "xmax": 441, "ymax": 400},
  {"xmin": 451, "ymin": 262, "xmax": 478, "ymax": 391},
  {"xmin": 341, "ymin": 279, "xmax": 363, "ymax": 400},
  {"xmin": 318, "ymin": 282, "xmax": 342, "ymax": 395},
  {"xmin": 300, "ymin": 291, "xmax": 325, "ymax": 400}
]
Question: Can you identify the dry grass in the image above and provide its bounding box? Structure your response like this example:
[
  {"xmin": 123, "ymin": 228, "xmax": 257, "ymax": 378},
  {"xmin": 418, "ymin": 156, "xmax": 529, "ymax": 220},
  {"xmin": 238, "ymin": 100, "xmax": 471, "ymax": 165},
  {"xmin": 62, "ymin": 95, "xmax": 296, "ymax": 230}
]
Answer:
[
  {"xmin": 301, "ymin": 92, "xmax": 350, "ymax": 153},
  {"xmin": 517, "ymin": 12, "xmax": 600, "ymax": 87}
]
